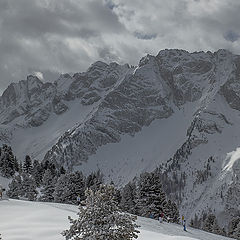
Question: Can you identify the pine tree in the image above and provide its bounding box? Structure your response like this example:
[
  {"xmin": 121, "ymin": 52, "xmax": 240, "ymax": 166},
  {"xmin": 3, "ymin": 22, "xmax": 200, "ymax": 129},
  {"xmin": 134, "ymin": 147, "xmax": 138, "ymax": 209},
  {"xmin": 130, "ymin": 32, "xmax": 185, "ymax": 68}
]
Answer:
[
  {"xmin": 110, "ymin": 181, "xmax": 122, "ymax": 205},
  {"xmin": 21, "ymin": 173, "xmax": 37, "ymax": 201},
  {"xmin": 39, "ymin": 169, "xmax": 56, "ymax": 202},
  {"xmin": 54, "ymin": 171, "xmax": 85, "ymax": 204},
  {"xmin": 54, "ymin": 173, "xmax": 69, "ymax": 203},
  {"xmin": 136, "ymin": 172, "xmax": 167, "ymax": 219},
  {"xmin": 0, "ymin": 145, "xmax": 18, "ymax": 177},
  {"xmin": 233, "ymin": 222, "xmax": 240, "ymax": 240},
  {"xmin": 69, "ymin": 171, "xmax": 86, "ymax": 203},
  {"xmin": 164, "ymin": 199, "xmax": 179, "ymax": 223},
  {"xmin": 7, "ymin": 175, "xmax": 22, "ymax": 199},
  {"xmin": 120, "ymin": 181, "xmax": 137, "ymax": 214},
  {"xmin": 23, "ymin": 155, "xmax": 32, "ymax": 174},
  {"xmin": 32, "ymin": 160, "xmax": 44, "ymax": 186},
  {"xmin": 228, "ymin": 217, "xmax": 240, "ymax": 238},
  {"xmin": 212, "ymin": 219, "xmax": 222, "ymax": 235},
  {"xmin": 18, "ymin": 161, "xmax": 23, "ymax": 174},
  {"xmin": 85, "ymin": 170, "xmax": 103, "ymax": 192},
  {"xmin": 203, "ymin": 214, "xmax": 220, "ymax": 233},
  {"xmin": 62, "ymin": 185, "xmax": 139, "ymax": 240}
]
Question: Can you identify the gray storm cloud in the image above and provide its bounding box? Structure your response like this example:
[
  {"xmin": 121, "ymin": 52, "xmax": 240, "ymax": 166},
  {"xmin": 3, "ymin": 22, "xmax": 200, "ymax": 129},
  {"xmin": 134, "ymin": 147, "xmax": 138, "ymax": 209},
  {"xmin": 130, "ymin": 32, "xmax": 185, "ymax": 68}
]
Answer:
[{"xmin": 0, "ymin": 0, "xmax": 240, "ymax": 93}]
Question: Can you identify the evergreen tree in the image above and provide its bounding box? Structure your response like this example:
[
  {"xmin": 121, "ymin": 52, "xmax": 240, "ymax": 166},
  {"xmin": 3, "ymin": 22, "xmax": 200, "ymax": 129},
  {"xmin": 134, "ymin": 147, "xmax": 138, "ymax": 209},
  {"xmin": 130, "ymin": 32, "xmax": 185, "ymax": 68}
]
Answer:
[
  {"xmin": 232, "ymin": 222, "xmax": 240, "ymax": 240},
  {"xmin": 54, "ymin": 173, "xmax": 69, "ymax": 203},
  {"xmin": 136, "ymin": 172, "xmax": 167, "ymax": 219},
  {"xmin": 23, "ymin": 155, "xmax": 32, "ymax": 174},
  {"xmin": 110, "ymin": 181, "xmax": 122, "ymax": 205},
  {"xmin": 7, "ymin": 175, "xmax": 22, "ymax": 199},
  {"xmin": 0, "ymin": 145, "xmax": 18, "ymax": 177},
  {"xmin": 171, "ymin": 202, "xmax": 179, "ymax": 223},
  {"xmin": 114, "ymin": 188, "xmax": 122, "ymax": 205},
  {"xmin": 54, "ymin": 171, "xmax": 85, "ymax": 204},
  {"xmin": 203, "ymin": 214, "xmax": 220, "ymax": 234},
  {"xmin": 8, "ymin": 173, "xmax": 37, "ymax": 201},
  {"xmin": 228, "ymin": 217, "xmax": 240, "ymax": 238},
  {"xmin": 21, "ymin": 173, "xmax": 37, "ymax": 201},
  {"xmin": 212, "ymin": 219, "xmax": 222, "ymax": 235},
  {"xmin": 70, "ymin": 171, "xmax": 86, "ymax": 203},
  {"xmin": 85, "ymin": 170, "xmax": 103, "ymax": 192},
  {"xmin": 32, "ymin": 160, "xmax": 44, "ymax": 186},
  {"xmin": 164, "ymin": 200, "xmax": 179, "ymax": 223},
  {"xmin": 18, "ymin": 161, "xmax": 23, "ymax": 174},
  {"xmin": 62, "ymin": 185, "xmax": 139, "ymax": 240},
  {"xmin": 39, "ymin": 169, "xmax": 56, "ymax": 202},
  {"xmin": 120, "ymin": 181, "xmax": 137, "ymax": 214}
]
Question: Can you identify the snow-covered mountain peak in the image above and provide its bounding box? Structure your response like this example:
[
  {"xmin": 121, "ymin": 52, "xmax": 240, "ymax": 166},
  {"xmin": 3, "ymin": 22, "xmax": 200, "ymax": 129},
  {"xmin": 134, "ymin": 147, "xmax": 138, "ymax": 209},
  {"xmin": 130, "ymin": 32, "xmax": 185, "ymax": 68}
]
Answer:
[
  {"xmin": 1, "ymin": 49, "xmax": 240, "ymax": 226},
  {"xmin": 26, "ymin": 74, "xmax": 43, "ymax": 85},
  {"xmin": 87, "ymin": 60, "xmax": 109, "ymax": 71}
]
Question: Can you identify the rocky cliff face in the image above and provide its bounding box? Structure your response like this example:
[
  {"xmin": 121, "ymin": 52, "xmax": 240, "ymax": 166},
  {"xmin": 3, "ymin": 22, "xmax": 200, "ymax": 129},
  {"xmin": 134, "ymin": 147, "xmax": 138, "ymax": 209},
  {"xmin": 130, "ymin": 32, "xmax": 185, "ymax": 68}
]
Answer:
[
  {"xmin": 0, "ymin": 49, "xmax": 240, "ymax": 222},
  {"xmin": 44, "ymin": 49, "xmax": 237, "ymax": 169}
]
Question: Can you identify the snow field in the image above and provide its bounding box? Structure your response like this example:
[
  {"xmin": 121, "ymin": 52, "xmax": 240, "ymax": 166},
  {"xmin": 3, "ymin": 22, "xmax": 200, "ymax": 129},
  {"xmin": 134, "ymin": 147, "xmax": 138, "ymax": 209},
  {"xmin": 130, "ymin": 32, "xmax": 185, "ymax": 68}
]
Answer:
[{"xmin": 0, "ymin": 199, "xmax": 234, "ymax": 240}]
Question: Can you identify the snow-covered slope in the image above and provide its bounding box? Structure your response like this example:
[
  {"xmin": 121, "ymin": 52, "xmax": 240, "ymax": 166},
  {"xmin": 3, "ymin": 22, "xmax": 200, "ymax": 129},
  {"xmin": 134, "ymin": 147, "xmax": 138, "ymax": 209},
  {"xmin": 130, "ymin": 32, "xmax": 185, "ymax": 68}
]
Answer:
[
  {"xmin": 0, "ymin": 199, "xmax": 233, "ymax": 240},
  {"xmin": 0, "ymin": 62, "xmax": 130, "ymax": 160},
  {"xmin": 1, "ymin": 49, "xmax": 240, "ymax": 224}
]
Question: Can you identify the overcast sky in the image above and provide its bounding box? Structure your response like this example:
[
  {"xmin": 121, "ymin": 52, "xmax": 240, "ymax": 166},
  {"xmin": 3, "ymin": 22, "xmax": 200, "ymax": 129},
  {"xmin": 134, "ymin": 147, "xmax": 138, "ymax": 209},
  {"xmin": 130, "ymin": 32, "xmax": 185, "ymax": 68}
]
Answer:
[{"xmin": 0, "ymin": 0, "xmax": 240, "ymax": 93}]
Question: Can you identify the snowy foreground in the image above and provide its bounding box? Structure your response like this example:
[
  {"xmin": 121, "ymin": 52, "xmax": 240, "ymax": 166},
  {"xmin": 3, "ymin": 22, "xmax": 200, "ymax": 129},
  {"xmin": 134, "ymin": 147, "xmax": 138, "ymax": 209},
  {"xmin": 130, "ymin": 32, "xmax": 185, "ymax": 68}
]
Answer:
[{"xmin": 0, "ymin": 199, "xmax": 233, "ymax": 240}]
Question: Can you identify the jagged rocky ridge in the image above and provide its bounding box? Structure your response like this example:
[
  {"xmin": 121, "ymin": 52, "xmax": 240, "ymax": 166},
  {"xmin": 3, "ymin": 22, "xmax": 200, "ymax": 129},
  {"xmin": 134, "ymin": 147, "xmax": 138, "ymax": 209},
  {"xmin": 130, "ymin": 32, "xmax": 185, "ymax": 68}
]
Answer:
[
  {"xmin": 45, "ymin": 49, "xmax": 239, "ymax": 168},
  {"xmin": 0, "ymin": 49, "xmax": 240, "ymax": 224}
]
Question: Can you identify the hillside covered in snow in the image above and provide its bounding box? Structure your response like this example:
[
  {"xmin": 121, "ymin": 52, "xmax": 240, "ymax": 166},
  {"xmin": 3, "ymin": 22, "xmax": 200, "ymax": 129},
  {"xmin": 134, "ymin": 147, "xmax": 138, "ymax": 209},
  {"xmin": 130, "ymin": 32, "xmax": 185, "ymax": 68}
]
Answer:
[
  {"xmin": 0, "ymin": 49, "xmax": 240, "ymax": 225},
  {"xmin": 0, "ymin": 199, "xmax": 234, "ymax": 240}
]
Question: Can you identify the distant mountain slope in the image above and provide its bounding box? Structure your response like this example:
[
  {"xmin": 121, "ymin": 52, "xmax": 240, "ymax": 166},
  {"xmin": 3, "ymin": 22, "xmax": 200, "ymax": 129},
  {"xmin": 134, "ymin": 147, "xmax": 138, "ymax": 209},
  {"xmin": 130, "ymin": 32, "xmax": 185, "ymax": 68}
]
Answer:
[
  {"xmin": 0, "ymin": 49, "xmax": 240, "ymax": 223},
  {"xmin": 0, "ymin": 61, "xmax": 130, "ymax": 160}
]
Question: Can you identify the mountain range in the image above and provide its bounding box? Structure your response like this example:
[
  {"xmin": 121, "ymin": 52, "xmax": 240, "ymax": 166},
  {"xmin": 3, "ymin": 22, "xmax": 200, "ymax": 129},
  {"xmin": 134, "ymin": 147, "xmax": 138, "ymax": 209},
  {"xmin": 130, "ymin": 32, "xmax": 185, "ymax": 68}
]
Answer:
[{"xmin": 1, "ymin": 49, "xmax": 240, "ymax": 223}]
